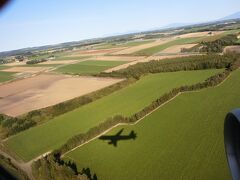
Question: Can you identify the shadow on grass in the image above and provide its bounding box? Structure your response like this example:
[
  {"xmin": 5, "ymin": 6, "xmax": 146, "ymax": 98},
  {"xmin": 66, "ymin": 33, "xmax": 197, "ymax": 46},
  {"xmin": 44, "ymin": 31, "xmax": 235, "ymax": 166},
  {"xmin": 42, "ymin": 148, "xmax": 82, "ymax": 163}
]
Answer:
[
  {"xmin": 82, "ymin": 167, "xmax": 98, "ymax": 180},
  {"xmin": 99, "ymin": 128, "xmax": 137, "ymax": 147}
]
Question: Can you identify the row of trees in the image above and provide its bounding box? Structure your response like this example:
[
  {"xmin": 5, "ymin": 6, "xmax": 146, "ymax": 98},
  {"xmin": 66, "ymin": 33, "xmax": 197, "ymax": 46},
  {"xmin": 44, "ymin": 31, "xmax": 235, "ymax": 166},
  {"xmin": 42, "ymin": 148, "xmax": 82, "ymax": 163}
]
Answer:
[
  {"xmin": 0, "ymin": 115, "xmax": 36, "ymax": 136},
  {"xmin": 32, "ymin": 53, "xmax": 240, "ymax": 180},
  {"xmin": 32, "ymin": 155, "xmax": 92, "ymax": 180},
  {"xmin": 99, "ymin": 53, "xmax": 239, "ymax": 79},
  {"xmin": 3, "ymin": 53, "xmax": 239, "ymax": 137},
  {"xmin": 26, "ymin": 59, "xmax": 48, "ymax": 64},
  {"xmin": 0, "ymin": 79, "xmax": 135, "ymax": 138},
  {"xmin": 200, "ymin": 34, "xmax": 239, "ymax": 53},
  {"xmin": 56, "ymin": 68, "xmax": 234, "ymax": 156}
]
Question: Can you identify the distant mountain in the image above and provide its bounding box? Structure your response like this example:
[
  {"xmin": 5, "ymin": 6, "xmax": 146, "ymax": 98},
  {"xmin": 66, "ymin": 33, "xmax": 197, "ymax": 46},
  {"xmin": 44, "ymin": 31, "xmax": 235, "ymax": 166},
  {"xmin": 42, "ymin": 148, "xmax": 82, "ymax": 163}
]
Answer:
[
  {"xmin": 220, "ymin": 11, "xmax": 240, "ymax": 21},
  {"xmin": 159, "ymin": 23, "xmax": 191, "ymax": 29}
]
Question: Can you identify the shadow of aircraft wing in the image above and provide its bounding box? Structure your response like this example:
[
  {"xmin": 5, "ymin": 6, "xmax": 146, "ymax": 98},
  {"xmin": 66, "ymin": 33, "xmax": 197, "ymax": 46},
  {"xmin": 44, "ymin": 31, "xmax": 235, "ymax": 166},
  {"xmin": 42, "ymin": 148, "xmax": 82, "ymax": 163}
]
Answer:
[
  {"xmin": 108, "ymin": 140, "xmax": 117, "ymax": 147},
  {"xmin": 116, "ymin": 128, "xmax": 124, "ymax": 136}
]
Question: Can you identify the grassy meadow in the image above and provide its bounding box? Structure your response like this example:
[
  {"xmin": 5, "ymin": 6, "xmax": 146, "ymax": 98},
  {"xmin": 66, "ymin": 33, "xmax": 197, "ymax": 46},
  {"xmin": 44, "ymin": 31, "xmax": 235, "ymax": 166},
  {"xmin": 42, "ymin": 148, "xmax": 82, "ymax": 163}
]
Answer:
[
  {"xmin": 5, "ymin": 69, "xmax": 222, "ymax": 161},
  {"xmin": 64, "ymin": 70, "xmax": 240, "ymax": 180}
]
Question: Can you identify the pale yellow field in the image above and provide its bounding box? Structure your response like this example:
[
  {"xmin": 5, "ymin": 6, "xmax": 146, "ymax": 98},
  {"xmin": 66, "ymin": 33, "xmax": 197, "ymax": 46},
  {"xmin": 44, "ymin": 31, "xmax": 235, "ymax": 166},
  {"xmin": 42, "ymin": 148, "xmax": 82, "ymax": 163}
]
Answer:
[
  {"xmin": 86, "ymin": 55, "xmax": 146, "ymax": 61},
  {"xmin": 0, "ymin": 74, "xmax": 123, "ymax": 116},
  {"xmin": 67, "ymin": 47, "xmax": 126, "ymax": 57},
  {"xmin": 104, "ymin": 54, "xmax": 194, "ymax": 72},
  {"xmin": 176, "ymin": 31, "xmax": 224, "ymax": 38},
  {"xmin": 224, "ymin": 45, "xmax": 240, "ymax": 54},
  {"xmin": 159, "ymin": 44, "xmax": 197, "ymax": 54},
  {"xmin": 112, "ymin": 38, "xmax": 175, "ymax": 55},
  {"xmin": 1, "ymin": 67, "xmax": 50, "ymax": 73}
]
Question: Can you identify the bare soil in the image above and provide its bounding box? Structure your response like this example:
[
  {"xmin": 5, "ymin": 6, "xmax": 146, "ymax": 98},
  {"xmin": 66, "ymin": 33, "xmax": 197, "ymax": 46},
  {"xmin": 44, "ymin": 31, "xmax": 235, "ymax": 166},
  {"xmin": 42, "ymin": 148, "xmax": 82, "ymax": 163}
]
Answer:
[
  {"xmin": 224, "ymin": 46, "xmax": 240, "ymax": 54},
  {"xmin": 159, "ymin": 44, "xmax": 197, "ymax": 54},
  {"xmin": 112, "ymin": 38, "xmax": 174, "ymax": 55},
  {"xmin": 68, "ymin": 48, "xmax": 125, "ymax": 57},
  {"xmin": 0, "ymin": 74, "xmax": 123, "ymax": 116},
  {"xmin": 176, "ymin": 31, "xmax": 224, "ymax": 38}
]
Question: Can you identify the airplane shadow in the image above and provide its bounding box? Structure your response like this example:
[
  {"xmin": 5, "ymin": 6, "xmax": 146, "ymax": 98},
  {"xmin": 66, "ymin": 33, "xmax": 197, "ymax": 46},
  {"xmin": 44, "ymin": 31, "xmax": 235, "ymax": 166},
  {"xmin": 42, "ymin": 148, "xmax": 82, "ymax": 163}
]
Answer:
[{"xmin": 98, "ymin": 128, "xmax": 137, "ymax": 147}]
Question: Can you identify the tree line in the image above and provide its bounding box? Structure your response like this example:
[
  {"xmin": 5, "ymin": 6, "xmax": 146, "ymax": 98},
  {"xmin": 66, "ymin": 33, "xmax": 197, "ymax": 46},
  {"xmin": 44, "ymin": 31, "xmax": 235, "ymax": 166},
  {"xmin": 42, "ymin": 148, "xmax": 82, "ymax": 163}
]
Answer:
[
  {"xmin": 200, "ymin": 34, "xmax": 239, "ymax": 53},
  {"xmin": 44, "ymin": 67, "xmax": 232, "ymax": 180},
  {"xmin": 0, "ymin": 79, "xmax": 135, "ymax": 138},
  {"xmin": 99, "ymin": 53, "xmax": 239, "ymax": 79},
  {"xmin": 1, "ymin": 53, "xmax": 239, "ymax": 137},
  {"xmin": 26, "ymin": 59, "xmax": 48, "ymax": 64},
  {"xmin": 32, "ymin": 54, "xmax": 240, "ymax": 180},
  {"xmin": 32, "ymin": 154, "xmax": 92, "ymax": 180},
  {"xmin": 56, "ymin": 69, "xmax": 232, "ymax": 156}
]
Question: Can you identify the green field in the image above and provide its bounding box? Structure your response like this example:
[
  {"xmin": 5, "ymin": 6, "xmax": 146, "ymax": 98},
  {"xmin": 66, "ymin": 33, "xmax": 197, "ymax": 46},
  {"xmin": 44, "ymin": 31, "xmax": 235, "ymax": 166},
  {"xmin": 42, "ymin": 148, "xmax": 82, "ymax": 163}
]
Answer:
[
  {"xmin": 5, "ymin": 69, "xmax": 222, "ymax": 161},
  {"xmin": 223, "ymin": 29, "xmax": 240, "ymax": 35},
  {"xmin": 134, "ymin": 37, "xmax": 205, "ymax": 56},
  {"xmin": 0, "ymin": 71, "xmax": 15, "ymax": 83},
  {"xmin": 55, "ymin": 60, "xmax": 127, "ymax": 75},
  {"xmin": 65, "ymin": 70, "xmax": 240, "ymax": 180}
]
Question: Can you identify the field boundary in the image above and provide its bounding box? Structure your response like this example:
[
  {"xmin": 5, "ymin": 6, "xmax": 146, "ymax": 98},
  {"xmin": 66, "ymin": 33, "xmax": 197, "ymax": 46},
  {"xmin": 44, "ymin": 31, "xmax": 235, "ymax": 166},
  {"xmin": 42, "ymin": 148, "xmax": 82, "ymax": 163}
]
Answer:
[
  {"xmin": 62, "ymin": 70, "xmax": 231, "ymax": 156},
  {"xmin": 63, "ymin": 93, "xmax": 181, "ymax": 156}
]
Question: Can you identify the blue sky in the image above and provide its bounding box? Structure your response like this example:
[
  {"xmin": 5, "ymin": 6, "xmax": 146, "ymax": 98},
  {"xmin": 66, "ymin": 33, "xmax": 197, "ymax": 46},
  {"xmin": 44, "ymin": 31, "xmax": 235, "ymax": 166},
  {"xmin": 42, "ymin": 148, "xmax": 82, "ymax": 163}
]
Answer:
[{"xmin": 0, "ymin": 0, "xmax": 240, "ymax": 52}]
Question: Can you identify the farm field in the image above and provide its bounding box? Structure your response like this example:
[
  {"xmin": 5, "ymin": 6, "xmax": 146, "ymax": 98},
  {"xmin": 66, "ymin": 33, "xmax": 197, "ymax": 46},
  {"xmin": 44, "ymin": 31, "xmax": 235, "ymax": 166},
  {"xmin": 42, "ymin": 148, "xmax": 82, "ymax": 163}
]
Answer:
[
  {"xmin": 68, "ymin": 48, "xmax": 125, "ymax": 57},
  {"xmin": 134, "ymin": 37, "xmax": 205, "ymax": 56},
  {"xmin": 86, "ymin": 56, "xmax": 145, "ymax": 62},
  {"xmin": 157, "ymin": 44, "xmax": 197, "ymax": 54},
  {"xmin": 0, "ymin": 71, "xmax": 16, "ymax": 83},
  {"xmin": 96, "ymin": 40, "xmax": 154, "ymax": 49},
  {"xmin": 176, "ymin": 31, "xmax": 224, "ymax": 38},
  {"xmin": 5, "ymin": 69, "xmax": 223, "ymax": 161},
  {"xmin": 0, "ymin": 74, "xmax": 122, "ymax": 116},
  {"xmin": 112, "ymin": 38, "xmax": 174, "ymax": 55},
  {"xmin": 55, "ymin": 60, "xmax": 128, "ymax": 75},
  {"xmin": 0, "ymin": 66, "xmax": 9, "ymax": 70},
  {"xmin": 65, "ymin": 70, "xmax": 240, "ymax": 180},
  {"xmin": 104, "ymin": 54, "xmax": 193, "ymax": 73},
  {"xmin": 224, "ymin": 45, "xmax": 240, "ymax": 54},
  {"xmin": 54, "ymin": 56, "xmax": 90, "ymax": 61},
  {"xmin": 1, "ymin": 66, "xmax": 50, "ymax": 73}
]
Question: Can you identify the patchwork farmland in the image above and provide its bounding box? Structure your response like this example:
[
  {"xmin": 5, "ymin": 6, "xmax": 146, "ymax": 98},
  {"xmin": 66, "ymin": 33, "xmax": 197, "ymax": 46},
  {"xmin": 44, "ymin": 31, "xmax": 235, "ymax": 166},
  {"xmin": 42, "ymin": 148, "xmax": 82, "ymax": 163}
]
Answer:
[
  {"xmin": 5, "ymin": 69, "xmax": 222, "ymax": 161},
  {"xmin": 0, "ymin": 21, "xmax": 240, "ymax": 180}
]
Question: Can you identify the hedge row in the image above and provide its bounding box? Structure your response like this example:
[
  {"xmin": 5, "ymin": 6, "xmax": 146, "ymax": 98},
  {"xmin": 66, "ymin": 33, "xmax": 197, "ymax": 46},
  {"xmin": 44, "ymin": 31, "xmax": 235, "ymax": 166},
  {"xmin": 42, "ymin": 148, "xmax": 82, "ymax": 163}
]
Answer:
[
  {"xmin": 56, "ymin": 68, "xmax": 231, "ymax": 156},
  {"xmin": 98, "ymin": 54, "xmax": 239, "ymax": 79},
  {"xmin": 0, "ymin": 78, "xmax": 135, "ymax": 137},
  {"xmin": 200, "ymin": 34, "xmax": 239, "ymax": 53}
]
